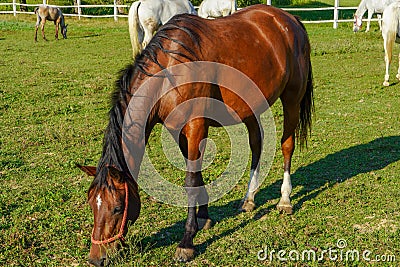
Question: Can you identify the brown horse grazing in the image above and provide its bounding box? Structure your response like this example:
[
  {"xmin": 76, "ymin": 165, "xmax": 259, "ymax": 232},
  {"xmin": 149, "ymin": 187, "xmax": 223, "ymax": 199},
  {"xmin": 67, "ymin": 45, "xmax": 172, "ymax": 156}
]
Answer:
[
  {"xmin": 78, "ymin": 4, "xmax": 313, "ymax": 266},
  {"xmin": 34, "ymin": 5, "xmax": 68, "ymax": 42}
]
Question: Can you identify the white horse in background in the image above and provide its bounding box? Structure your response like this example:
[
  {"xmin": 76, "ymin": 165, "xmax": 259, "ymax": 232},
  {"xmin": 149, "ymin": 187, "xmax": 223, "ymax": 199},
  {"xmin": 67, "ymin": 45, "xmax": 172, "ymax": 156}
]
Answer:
[
  {"xmin": 353, "ymin": 0, "xmax": 396, "ymax": 32},
  {"xmin": 198, "ymin": 0, "xmax": 237, "ymax": 19},
  {"xmin": 381, "ymin": 1, "xmax": 400, "ymax": 86},
  {"xmin": 128, "ymin": 0, "xmax": 196, "ymax": 59}
]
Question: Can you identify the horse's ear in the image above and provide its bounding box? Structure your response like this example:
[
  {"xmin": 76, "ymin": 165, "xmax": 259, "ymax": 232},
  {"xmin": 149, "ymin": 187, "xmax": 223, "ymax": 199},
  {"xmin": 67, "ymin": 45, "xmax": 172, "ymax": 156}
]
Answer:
[
  {"xmin": 107, "ymin": 166, "xmax": 124, "ymax": 182},
  {"xmin": 77, "ymin": 164, "xmax": 97, "ymax": 177}
]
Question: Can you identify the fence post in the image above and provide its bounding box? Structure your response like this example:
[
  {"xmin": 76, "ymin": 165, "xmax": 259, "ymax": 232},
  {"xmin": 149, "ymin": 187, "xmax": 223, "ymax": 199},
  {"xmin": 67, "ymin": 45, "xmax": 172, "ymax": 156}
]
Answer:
[
  {"xmin": 12, "ymin": 0, "xmax": 16, "ymax": 16},
  {"xmin": 77, "ymin": 0, "xmax": 81, "ymax": 20},
  {"xmin": 43, "ymin": 0, "xmax": 46, "ymax": 5},
  {"xmin": 266, "ymin": 0, "xmax": 272, "ymax": 5},
  {"xmin": 114, "ymin": 0, "xmax": 118, "ymax": 21},
  {"xmin": 333, "ymin": 0, "xmax": 339, "ymax": 29}
]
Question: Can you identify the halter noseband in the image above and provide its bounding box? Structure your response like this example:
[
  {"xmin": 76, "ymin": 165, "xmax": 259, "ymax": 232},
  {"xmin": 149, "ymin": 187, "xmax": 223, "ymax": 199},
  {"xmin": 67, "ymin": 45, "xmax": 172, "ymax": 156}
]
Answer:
[{"xmin": 91, "ymin": 182, "xmax": 129, "ymax": 245}]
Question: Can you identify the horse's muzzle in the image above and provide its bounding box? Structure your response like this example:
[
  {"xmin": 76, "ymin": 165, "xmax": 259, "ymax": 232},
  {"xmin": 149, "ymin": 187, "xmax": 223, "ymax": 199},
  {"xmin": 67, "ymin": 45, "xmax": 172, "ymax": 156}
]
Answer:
[{"xmin": 88, "ymin": 256, "xmax": 108, "ymax": 267}]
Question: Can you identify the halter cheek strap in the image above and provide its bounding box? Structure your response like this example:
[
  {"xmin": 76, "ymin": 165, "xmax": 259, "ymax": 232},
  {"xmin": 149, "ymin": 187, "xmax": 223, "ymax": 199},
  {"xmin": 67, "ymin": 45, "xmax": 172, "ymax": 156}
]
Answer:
[{"xmin": 91, "ymin": 182, "xmax": 129, "ymax": 245}]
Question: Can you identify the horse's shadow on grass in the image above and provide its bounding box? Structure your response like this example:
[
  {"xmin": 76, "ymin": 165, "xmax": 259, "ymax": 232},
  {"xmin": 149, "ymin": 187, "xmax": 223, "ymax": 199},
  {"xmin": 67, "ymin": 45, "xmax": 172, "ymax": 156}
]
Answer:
[
  {"xmin": 254, "ymin": 135, "xmax": 400, "ymax": 219},
  {"xmin": 386, "ymin": 81, "xmax": 399, "ymax": 87},
  {"xmin": 68, "ymin": 34, "xmax": 102, "ymax": 39},
  {"xmin": 136, "ymin": 135, "xmax": 400, "ymax": 256}
]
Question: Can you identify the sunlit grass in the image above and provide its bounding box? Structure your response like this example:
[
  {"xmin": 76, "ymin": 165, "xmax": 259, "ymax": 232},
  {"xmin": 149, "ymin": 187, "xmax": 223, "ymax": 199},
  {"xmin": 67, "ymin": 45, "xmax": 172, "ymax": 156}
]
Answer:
[{"xmin": 0, "ymin": 13, "xmax": 399, "ymax": 266}]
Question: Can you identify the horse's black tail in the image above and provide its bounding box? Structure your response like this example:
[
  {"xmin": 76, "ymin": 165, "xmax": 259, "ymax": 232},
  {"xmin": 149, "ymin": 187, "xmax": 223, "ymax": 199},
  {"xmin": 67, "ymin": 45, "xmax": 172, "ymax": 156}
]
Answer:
[
  {"xmin": 297, "ymin": 60, "xmax": 314, "ymax": 148},
  {"xmin": 34, "ymin": 7, "xmax": 39, "ymax": 14}
]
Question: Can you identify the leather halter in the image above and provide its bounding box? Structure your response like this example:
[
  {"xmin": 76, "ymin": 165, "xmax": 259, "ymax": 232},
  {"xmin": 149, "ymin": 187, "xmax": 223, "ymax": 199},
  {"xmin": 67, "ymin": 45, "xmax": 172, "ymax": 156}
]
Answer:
[{"xmin": 91, "ymin": 182, "xmax": 129, "ymax": 245}]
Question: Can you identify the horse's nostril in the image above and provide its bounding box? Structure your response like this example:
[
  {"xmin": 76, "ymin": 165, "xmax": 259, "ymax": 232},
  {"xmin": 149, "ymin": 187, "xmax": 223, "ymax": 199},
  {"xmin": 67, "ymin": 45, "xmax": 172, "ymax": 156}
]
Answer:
[
  {"xmin": 88, "ymin": 258, "xmax": 98, "ymax": 266},
  {"xmin": 99, "ymin": 257, "xmax": 108, "ymax": 267}
]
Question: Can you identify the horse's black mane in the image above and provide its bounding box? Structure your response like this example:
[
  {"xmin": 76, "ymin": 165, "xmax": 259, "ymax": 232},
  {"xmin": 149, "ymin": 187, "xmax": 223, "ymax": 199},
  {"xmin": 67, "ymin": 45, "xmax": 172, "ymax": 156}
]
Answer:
[
  {"xmin": 133, "ymin": 14, "xmax": 204, "ymax": 77},
  {"xmin": 89, "ymin": 14, "xmax": 205, "ymax": 191}
]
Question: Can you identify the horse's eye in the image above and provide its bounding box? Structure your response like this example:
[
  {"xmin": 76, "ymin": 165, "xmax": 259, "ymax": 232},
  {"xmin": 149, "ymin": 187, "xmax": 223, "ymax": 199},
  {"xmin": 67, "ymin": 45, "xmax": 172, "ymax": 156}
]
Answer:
[{"xmin": 113, "ymin": 206, "xmax": 123, "ymax": 214}]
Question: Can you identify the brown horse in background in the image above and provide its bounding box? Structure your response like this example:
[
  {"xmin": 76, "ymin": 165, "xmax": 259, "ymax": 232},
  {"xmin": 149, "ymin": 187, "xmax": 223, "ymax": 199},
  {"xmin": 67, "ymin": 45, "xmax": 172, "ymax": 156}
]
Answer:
[
  {"xmin": 78, "ymin": 4, "xmax": 313, "ymax": 266},
  {"xmin": 34, "ymin": 4, "xmax": 68, "ymax": 42}
]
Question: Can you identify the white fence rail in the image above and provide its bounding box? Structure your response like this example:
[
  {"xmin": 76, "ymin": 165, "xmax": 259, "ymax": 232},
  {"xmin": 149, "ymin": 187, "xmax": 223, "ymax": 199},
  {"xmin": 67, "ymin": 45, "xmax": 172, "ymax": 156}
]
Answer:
[{"xmin": 0, "ymin": 0, "xmax": 364, "ymax": 28}]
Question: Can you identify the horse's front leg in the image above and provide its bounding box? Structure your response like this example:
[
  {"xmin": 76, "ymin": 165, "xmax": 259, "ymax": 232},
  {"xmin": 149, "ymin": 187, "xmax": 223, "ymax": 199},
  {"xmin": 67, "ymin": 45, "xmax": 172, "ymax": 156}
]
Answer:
[
  {"xmin": 54, "ymin": 20, "xmax": 60, "ymax": 40},
  {"xmin": 241, "ymin": 116, "xmax": 263, "ymax": 212},
  {"xmin": 175, "ymin": 120, "xmax": 209, "ymax": 262},
  {"xmin": 177, "ymin": 131, "xmax": 212, "ymax": 232},
  {"xmin": 174, "ymin": 172, "xmax": 200, "ymax": 262},
  {"xmin": 55, "ymin": 24, "xmax": 59, "ymax": 40}
]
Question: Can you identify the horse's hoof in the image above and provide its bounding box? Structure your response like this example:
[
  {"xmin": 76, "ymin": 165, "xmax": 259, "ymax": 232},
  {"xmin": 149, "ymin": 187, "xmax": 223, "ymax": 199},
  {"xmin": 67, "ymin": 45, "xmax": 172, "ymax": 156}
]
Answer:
[
  {"xmin": 174, "ymin": 247, "xmax": 195, "ymax": 262},
  {"xmin": 198, "ymin": 218, "xmax": 213, "ymax": 230},
  {"xmin": 277, "ymin": 202, "xmax": 293, "ymax": 215},
  {"xmin": 241, "ymin": 200, "xmax": 256, "ymax": 212},
  {"xmin": 383, "ymin": 81, "xmax": 390, "ymax": 86}
]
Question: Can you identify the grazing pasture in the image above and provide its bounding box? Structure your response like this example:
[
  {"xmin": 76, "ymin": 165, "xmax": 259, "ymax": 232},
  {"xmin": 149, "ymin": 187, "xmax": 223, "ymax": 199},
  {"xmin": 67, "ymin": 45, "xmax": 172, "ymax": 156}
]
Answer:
[{"xmin": 0, "ymin": 11, "xmax": 399, "ymax": 267}]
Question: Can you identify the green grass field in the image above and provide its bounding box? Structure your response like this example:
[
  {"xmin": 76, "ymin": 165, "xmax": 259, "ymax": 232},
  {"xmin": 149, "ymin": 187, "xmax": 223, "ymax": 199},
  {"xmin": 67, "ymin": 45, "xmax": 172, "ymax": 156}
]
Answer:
[{"xmin": 0, "ymin": 7, "xmax": 399, "ymax": 267}]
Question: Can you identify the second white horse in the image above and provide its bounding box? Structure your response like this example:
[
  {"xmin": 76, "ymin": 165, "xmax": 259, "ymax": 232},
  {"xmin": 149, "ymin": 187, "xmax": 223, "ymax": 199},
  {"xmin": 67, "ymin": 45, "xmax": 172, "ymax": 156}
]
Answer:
[
  {"xmin": 381, "ymin": 1, "xmax": 400, "ymax": 86},
  {"xmin": 353, "ymin": 0, "xmax": 396, "ymax": 32},
  {"xmin": 198, "ymin": 0, "xmax": 237, "ymax": 19}
]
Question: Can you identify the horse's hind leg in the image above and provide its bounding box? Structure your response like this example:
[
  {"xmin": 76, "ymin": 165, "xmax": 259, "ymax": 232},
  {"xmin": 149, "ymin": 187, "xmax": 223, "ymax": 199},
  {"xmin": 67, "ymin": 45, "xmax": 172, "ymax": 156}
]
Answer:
[
  {"xmin": 383, "ymin": 32, "xmax": 394, "ymax": 86},
  {"xmin": 378, "ymin": 14, "xmax": 382, "ymax": 31},
  {"xmin": 241, "ymin": 115, "xmax": 263, "ymax": 212},
  {"xmin": 41, "ymin": 19, "xmax": 47, "ymax": 41},
  {"xmin": 276, "ymin": 99, "xmax": 300, "ymax": 215},
  {"xmin": 396, "ymin": 53, "xmax": 400, "ymax": 81},
  {"xmin": 55, "ymin": 20, "xmax": 60, "ymax": 40}
]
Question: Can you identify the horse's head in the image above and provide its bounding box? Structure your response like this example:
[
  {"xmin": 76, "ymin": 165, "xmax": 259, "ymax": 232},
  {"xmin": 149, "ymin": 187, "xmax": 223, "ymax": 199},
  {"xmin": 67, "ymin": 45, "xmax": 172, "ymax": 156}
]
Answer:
[
  {"xmin": 62, "ymin": 24, "xmax": 68, "ymax": 39},
  {"xmin": 353, "ymin": 15, "xmax": 362, "ymax": 32},
  {"xmin": 78, "ymin": 165, "xmax": 140, "ymax": 267}
]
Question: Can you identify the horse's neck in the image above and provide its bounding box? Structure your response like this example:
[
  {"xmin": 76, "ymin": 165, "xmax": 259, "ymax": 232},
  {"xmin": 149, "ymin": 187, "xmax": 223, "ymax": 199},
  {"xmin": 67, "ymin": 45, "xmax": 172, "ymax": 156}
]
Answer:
[
  {"xmin": 355, "ymin": 0, "xmax": 368, "ymax": 17},
  {"xmin": 113, "ymin": 69, "xmax": 161, "ymax": 178},
  {"xmin": 59, "ymin": 14, "xmax": 65, "ymax": 26}
]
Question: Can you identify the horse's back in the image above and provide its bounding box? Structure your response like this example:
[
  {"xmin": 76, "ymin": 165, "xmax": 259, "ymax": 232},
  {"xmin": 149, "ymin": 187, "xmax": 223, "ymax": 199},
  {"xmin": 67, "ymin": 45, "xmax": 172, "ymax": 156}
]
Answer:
[
  {"xmin": 180, "ymin": 6, "xmax": 309, "ymax": 93},
  {"xmin": 35, "ymin": 4, "xmax": 61, "ymax": 20},
  {"xmin": 152, "ymin": 5, "xmax": 311, "ymax": 119}
]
